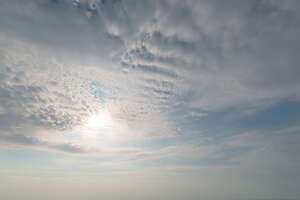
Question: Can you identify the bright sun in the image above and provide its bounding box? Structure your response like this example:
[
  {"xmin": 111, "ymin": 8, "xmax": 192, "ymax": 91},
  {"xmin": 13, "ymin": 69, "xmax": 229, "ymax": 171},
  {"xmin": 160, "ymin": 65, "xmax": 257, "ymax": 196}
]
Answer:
[{"xmin": 87, "ymin": 111, "xmax": 112, "ymax": 129}]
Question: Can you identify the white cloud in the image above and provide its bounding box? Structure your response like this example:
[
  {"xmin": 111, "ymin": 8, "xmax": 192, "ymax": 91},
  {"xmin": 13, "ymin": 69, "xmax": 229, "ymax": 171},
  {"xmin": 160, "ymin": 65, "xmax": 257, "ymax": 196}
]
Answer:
[{"xmin": 0, "ymin": 0, "xmax": 300, "ymax": 162}]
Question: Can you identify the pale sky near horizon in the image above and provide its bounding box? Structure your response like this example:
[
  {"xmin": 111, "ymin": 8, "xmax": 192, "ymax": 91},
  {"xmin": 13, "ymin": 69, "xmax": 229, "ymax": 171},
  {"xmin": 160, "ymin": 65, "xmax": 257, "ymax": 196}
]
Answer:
[{"xmin": 0, "ymin": 0, "xmax": 300, "ymax": 200}]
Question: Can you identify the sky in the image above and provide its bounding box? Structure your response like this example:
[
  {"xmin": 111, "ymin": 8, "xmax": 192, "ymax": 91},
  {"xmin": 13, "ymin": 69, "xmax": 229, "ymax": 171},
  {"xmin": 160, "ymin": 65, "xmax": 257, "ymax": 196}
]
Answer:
[{"xmin": 0, "ymin": 0, "xmax": 300, "ymax": 200}]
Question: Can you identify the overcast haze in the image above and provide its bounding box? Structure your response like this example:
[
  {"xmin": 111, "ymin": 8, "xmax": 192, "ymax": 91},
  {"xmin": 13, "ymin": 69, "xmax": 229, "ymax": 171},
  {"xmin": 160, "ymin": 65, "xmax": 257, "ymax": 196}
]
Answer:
[{"xmin": 0, "ymin": 0, "xmax": 300, "ymax": 200}]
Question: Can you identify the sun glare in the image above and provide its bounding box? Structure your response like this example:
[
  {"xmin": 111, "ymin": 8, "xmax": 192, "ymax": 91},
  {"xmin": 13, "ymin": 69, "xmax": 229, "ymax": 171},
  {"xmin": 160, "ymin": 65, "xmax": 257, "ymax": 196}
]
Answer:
[{"xmin": 87, "ymin": 111, "xmax": 112, "ymax": 129}]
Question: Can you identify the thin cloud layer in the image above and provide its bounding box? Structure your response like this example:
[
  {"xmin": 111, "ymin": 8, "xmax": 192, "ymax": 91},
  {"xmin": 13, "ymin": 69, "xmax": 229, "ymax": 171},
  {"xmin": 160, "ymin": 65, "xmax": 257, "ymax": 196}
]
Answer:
[
  {"xmin": 0, "ymin": 2, "xmax": 300, "ymax": 199},
  {"xmin": 0, "ymin": 0, "xmax": 300, "ymax": 153}
]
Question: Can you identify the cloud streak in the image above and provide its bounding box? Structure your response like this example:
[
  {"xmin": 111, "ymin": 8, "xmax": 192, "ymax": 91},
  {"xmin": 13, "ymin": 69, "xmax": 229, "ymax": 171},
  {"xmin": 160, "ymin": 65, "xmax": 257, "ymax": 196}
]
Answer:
[
  {"xmin": 0, "ymin": 2, "xmax": 300, "ymax": 199},
  {"xmin": 0, "ymin": 0, "xmax": 299, "ymax": 156}
]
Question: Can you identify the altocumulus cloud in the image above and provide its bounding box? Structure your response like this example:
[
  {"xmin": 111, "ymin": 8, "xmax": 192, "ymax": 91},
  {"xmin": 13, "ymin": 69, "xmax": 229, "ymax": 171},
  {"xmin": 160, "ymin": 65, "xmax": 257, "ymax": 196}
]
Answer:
[
  {"xmin": 0, "ymin": 0, "xmax": 300, "ymax": 167},
  {"xmin": 1, "ymin": 1, "xmax": 300, "ymax": 200}
]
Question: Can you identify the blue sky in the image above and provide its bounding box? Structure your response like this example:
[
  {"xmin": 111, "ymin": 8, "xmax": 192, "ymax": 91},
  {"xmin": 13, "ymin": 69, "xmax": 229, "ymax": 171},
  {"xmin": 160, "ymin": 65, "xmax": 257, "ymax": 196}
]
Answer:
[{"xmin": 0, "ymin": 0, "xmax": 300, "ymax": 200}]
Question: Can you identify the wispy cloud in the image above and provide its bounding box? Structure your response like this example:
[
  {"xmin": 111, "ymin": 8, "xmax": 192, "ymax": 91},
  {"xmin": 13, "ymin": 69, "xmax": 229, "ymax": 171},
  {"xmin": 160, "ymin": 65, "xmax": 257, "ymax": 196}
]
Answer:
[{"xmin": 0, "ymin": 1, "xmax": 300, "ymax": 199}]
